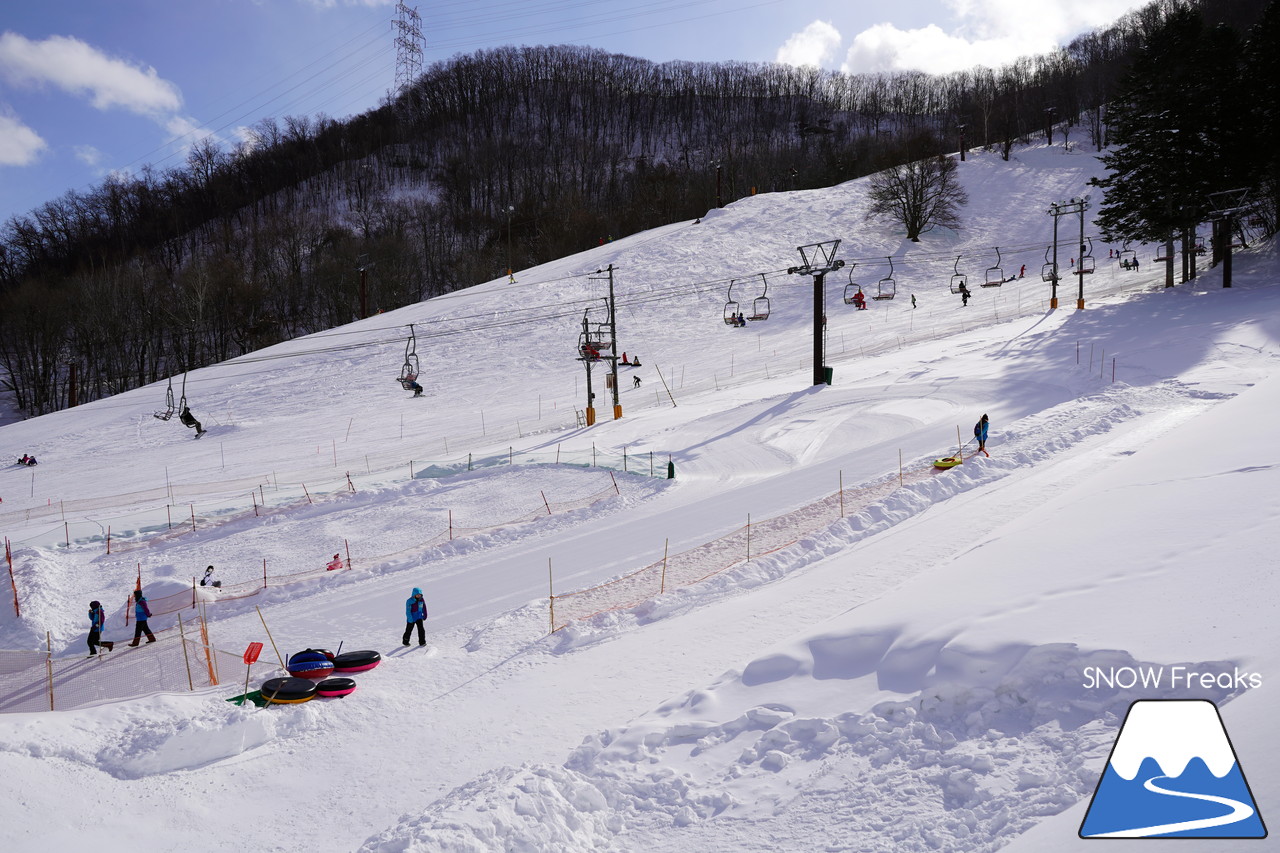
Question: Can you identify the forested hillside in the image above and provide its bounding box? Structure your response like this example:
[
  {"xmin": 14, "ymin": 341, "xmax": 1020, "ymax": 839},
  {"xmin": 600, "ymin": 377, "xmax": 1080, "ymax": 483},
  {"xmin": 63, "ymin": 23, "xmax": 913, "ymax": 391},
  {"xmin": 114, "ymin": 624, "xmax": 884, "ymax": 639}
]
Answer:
[{"xmin": 0, "ymin": 0, "xmax": 1271, "ymax": 415}]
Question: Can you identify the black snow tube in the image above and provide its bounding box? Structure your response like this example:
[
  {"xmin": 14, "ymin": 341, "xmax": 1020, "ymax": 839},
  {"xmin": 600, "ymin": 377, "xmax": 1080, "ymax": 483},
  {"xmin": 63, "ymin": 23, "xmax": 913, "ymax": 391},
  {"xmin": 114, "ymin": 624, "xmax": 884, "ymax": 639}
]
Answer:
[
  {"xmin": 260, "ymin": 676, "xmax": 317, "ymax": 704},
  {"xmin": 316, "ymin": 677, "xmax": 358, "ymax": 697},
  {"xmin": 331, "ymin": 650, "xmax": 382, "ymax": 673}
]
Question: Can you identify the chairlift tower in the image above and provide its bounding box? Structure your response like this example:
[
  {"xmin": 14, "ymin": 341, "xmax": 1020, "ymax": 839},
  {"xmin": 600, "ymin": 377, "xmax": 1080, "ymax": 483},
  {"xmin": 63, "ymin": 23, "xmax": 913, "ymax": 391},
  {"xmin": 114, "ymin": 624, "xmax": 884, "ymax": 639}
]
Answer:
[
  {"xmin": 1045, "ymin": 197, "xmax": 1088, "ymax": 309},
  {"xmin": 393, "ymin": 3, "xmax": 424, "ymax": 100},
  {"xmin": 788, "ymin": 240, "xmax": 844, "ymax": 386},
  {"xmin": 1207, "ymin": 188, "xmax": 1251, "ymax": 289}
]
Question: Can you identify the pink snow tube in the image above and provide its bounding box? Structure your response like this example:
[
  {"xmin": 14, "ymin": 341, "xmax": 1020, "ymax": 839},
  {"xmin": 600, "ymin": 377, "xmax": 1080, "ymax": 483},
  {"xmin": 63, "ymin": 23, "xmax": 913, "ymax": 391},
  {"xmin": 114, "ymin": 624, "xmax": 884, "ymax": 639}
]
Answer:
[
  {"xmin": 331, "ymin": 650, "xmax": 381, "ymax": 673},
  {"xmin": 316, "ymin": 677, "xmax": 357, "ymax": 698}
]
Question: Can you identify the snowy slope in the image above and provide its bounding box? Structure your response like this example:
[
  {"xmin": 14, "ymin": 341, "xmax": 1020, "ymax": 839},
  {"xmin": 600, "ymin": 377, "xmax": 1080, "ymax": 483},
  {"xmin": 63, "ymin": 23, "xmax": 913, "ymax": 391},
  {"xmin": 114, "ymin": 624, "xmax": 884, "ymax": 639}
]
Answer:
[{"xmin": 0, "ymin": 141, "xmax": 1276, "ymax": 853}]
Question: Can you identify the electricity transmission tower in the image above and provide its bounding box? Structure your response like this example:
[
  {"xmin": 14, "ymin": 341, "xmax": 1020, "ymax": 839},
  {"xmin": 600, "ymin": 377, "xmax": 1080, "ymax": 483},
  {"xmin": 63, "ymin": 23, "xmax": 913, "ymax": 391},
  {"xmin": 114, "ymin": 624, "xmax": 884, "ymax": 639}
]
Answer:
[{"xmin": 393, "ymin": 3, "xmax": 424, "ymax": 99}]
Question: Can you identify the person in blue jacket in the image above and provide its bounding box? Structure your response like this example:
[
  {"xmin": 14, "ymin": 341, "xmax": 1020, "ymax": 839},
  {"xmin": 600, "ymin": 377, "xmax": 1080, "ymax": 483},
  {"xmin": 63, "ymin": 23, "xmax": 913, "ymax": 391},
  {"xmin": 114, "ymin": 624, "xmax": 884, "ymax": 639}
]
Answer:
[
  {"xmin": 403, "ymin": 587, "xmax": 428, "ymax": 646},
  {"xmin": 974, "ymin": 413, "xmax": 990, "ymax": 455},
  {"xmin": 128, "ymin": 589, "xmax": 157, "ymax": 646},
  {"xmin": 87, "ymin": 600, "xmax": 115, "ymax": 656}
]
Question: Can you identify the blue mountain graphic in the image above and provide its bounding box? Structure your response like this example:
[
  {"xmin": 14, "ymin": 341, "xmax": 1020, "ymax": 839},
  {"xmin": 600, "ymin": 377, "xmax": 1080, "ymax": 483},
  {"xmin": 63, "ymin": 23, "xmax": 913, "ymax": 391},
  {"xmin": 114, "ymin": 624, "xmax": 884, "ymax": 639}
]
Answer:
[{"xmin": 1081, "ymin": 756, "xmax": 1266, "ymax": 838}]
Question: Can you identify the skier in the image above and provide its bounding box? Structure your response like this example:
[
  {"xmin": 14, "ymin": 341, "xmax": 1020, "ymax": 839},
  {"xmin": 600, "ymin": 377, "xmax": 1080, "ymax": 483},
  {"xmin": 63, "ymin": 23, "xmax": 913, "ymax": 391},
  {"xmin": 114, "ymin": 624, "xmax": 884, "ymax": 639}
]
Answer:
[
  {"xmin": 974, "ymin": 413, "xmax": 990, "ymax": 456},
  {"xmin": 958, "ymin": 282, "xmax": 971, "ymax": 306},
  {"xmin": 633, "ymin": 375, "xmax": 641, "ymax": 389},
  {"xmin": 179, "ymin": 405, "xmax": 206, "ymax": 437},
  {"xmin": 87, "ymin": 600, "xmax": 115, "ymax": 657},
  {"xmin": 326, "ymin": 553, "xmax": 343, "ymax": 571},
  {"xmin": 129, "ymin": 589, "xmax": 156, "ymax": 646},
  {"xmin": 911, "ymin": 294, "xmax": 917, "ymax": 309},
  {"xmin": 1019, "ymin": 264, "xmax": 1026, "ymax": 278},
  {"xmin": 403, "ymin": 587, "xmax": 428, "ymax": 646}
]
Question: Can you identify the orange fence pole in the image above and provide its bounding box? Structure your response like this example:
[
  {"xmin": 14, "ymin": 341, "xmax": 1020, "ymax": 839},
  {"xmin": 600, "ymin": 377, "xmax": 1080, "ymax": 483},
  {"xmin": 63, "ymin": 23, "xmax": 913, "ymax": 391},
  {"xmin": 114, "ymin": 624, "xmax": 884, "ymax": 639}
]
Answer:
[{"xmin": 6, "ymin": 538, "xmax": 19, "ymax": 618}]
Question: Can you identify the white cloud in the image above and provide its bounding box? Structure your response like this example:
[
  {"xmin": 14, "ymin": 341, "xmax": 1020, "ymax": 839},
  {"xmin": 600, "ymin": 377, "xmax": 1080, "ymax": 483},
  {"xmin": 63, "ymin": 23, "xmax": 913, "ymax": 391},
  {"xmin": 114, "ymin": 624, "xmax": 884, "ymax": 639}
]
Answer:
[
  {"xmin": 776, "ymin": 20, "xmax": 842, "ymax": 69},
  {"xmin": 843, "ymin": 22, "xmax": 1031, "ymax": 75},
  {"xmin": 0, "ymin": 111, "xmax": 46, "ymax": 166},
  {"xmin": 0, "ymin": 32, "xmax": 182, "ymax": 116},
  {"xmin": 74, "ymin": 144, "xmax": 104, "ymax": 168},
  {"xmin": 835, "ymin": 0, "xmax": 1149, "ymax": 75}
]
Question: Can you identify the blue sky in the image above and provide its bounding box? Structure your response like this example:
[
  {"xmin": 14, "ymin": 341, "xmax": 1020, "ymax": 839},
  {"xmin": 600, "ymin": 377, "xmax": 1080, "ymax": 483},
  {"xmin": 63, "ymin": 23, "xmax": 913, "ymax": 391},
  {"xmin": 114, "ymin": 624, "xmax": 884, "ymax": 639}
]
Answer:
[{"xmin": 0, "ymin": 0, "xmax": 1146, "ymax": 225}]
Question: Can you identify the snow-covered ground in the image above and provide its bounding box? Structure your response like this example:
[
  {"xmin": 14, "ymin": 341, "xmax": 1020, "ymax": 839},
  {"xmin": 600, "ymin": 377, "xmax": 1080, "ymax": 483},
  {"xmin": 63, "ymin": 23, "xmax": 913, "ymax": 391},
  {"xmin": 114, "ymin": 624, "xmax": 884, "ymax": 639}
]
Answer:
[{"xmin": 1, "ymin": 141, "xmax": 1276, "ymax": 852}]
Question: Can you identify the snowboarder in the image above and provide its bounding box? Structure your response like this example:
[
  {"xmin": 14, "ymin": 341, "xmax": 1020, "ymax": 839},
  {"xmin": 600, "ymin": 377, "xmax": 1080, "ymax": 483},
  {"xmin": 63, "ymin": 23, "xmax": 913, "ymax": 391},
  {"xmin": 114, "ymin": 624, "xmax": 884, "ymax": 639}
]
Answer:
[
  {"xmin": 179, "ymin": 405, "xmax": 205, "ymax": 437},
  {"xmin": 200, "ymin": 565, "xmax": 221, "ymax": 588},
  {"xmin": 974, "ymin": 413, "xmax": 990, "ymax": 456},
  {"xmin": 327, "ymin": 553, "xmax": 343, "ymax": 571},
  {"xmin": 87, "ymin": 600, "xmax": 115, "ymax": 656},
  {"xmin": 633, "ymin": 375, "xmax": 641, "ymax": 388},
  {"xmin": 403, "ymin": 587, "xmax": 428, "ymax": 646},
  {"xmin": 958, "ymin": 283, "xmax": 971, "ymax": 306},
  {"xmin": 128, "ymin": 589, "xmax": 156, "ymax": 646}
]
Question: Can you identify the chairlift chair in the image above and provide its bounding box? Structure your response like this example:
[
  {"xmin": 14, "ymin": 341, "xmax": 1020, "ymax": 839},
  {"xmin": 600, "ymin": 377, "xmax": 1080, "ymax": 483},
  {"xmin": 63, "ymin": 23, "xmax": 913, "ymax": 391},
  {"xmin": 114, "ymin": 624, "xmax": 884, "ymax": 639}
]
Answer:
[
  {"xmin": 1118, "ymin": 243, "xmax": 1136, "ymax": 270},
  {"xmin": 873, "ymin": 257, "xmax": 896, "ymax": 300},
  {"xmin": 1154, "ymin": 245, "xmax": 1171, "ymax": 262},
  {"xmin": 723, "ymin": 279, "xmax": 741, "ymax": 325},
  {"xmin": 1079, "ymin": 237, "xmax": 1095, "ymax": 274},
  {"xmin": 153, "ymin": 375, "xmax": 177, "ymax": 421},
  {"xmin": 748, "ymin": 273, "xmax": 771, "ymax": 321},
  {"xmin": 842, "ymin": 265, "xmax": 863, "ymax": 304},
  {"xmin": 982, "ymin": 247, "xmax": 1004, "ymax": 287},
  {"xmin": 398, "ymin": 324, "xmax": 421, "ymax": 389},
  {"xmin": 1041, "ymin": 245, "xmax": 1058, "ymax": 282},
  {"xmin": 949, "ymin": 256, "xmax": 967, "ymax": 294},
  {"xmin": 1193, "ymin": 235, "xmax": 1206, "ymax": 255}
]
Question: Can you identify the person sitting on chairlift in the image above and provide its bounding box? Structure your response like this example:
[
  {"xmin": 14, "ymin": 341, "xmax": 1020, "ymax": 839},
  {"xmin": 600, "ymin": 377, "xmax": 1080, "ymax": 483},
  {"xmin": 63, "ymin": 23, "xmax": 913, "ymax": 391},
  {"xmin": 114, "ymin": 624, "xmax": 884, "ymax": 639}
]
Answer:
[
  {"xmin": 631, "ymin": 356, "xmax": 641, "ymax": 367},
  {"xmin": 407, "ymin": 379, "xmax": 423, "ymax": 397},
  {"xmin": 852, "ymin": 290, "xmax": 867, "ymax": 310},
  {"xmin": 179, "ymin": 405, "xmax": 206, "ymax": 436}
]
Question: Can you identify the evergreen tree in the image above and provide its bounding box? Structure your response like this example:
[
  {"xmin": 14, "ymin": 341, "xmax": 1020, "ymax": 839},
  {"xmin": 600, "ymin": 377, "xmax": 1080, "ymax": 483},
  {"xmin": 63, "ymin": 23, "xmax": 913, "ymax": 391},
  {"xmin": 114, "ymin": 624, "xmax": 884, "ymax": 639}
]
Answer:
[{"xmin": 1092, "ymin": 7, "xmax": 1241, "ymax": 251}]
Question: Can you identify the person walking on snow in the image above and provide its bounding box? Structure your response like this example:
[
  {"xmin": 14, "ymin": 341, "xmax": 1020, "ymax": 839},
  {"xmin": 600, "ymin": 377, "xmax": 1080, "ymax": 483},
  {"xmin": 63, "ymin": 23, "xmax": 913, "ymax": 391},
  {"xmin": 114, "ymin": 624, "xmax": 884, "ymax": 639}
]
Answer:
[
  {"xmin": 403, "ymin": 587, "xmax": 428, "ymax": 646},
  {"xmin": 87, "ymin": 600, "xmax": 115, "ymax": 656},
  {"xmin": 974, "ymin": 413, "xmax": 990, "ymax": 456},
  {"xmin": 129, "ymin": 589, "xmax": 156, "ymax": 646}
]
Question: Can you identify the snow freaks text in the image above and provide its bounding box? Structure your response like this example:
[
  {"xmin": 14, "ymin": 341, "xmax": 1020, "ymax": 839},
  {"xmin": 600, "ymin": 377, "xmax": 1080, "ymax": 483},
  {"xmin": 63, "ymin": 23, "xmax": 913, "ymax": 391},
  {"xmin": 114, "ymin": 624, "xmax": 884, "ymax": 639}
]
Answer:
[{"xmin": 1082, "ymin": 666, "xmax": 1263, "ymax": 691}]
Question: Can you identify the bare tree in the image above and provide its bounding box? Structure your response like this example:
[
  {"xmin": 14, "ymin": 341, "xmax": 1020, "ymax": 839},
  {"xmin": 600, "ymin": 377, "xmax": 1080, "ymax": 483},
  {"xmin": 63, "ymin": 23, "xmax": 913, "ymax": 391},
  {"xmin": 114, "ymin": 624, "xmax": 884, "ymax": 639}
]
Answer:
[{"xmin": 866, "ymin": 154, "xmax": 968, "ymax": 241}]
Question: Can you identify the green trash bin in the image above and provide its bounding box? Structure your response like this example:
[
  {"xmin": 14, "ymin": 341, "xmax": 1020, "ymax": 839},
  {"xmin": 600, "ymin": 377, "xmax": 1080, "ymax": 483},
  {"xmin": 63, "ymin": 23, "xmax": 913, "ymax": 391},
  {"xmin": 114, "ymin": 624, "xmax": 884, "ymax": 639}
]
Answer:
[{"xmin": 823, "ymin": 366, "xmax": 834, "ymax": 385}]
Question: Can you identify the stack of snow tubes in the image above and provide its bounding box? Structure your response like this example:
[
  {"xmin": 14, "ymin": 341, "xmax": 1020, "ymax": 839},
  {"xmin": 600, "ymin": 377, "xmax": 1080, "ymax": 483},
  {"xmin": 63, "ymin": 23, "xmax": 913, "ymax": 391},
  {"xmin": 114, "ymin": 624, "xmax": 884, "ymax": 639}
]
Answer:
[{"xmin": 263, "ymin": 649, "xmax": 382, "ymax": 703}]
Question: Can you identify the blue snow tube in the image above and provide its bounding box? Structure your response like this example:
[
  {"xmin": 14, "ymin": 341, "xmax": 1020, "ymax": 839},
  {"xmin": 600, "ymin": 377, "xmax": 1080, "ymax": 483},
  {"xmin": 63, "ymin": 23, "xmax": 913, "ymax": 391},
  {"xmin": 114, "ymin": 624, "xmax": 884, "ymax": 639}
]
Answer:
[{"xmin": 287, "ymin": 649, "xmax": 335, "ymax": 678}]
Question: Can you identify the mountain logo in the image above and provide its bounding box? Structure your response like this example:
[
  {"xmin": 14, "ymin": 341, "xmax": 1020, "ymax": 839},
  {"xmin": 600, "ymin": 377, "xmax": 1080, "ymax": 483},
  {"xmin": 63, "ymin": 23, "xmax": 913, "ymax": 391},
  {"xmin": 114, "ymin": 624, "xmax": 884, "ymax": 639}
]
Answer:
[{"xmin": 1080, "ymin": 699, "xmax": 1266, "ymax": 839}]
